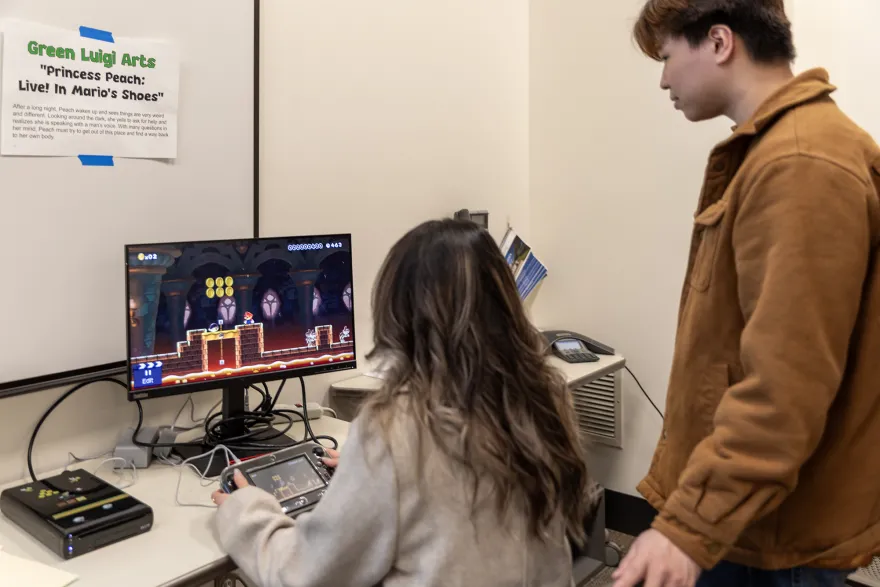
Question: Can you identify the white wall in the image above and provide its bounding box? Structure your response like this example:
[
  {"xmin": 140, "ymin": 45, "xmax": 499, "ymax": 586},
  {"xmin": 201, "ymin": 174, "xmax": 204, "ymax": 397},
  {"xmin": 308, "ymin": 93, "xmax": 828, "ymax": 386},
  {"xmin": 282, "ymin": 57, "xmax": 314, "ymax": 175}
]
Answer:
[
  {"xmin": 3, "ymin": 0, "xmax": 872, "ymax": 501},
  {"xmin": 528, "ymin": 0, "xmax": 729, "ymax": 495},
  {"xmin": 0, "ymin": 0, "xmax": 530, "ymax": 486},
  {"xmin": 529, "ymin": 0, "xmax": 878, "ymax": 496},
  {"xmin": 789, "ymin": 0, "xmax": 880, "ymax": 138},
  {"xmin": 0, "ymin": 386, "xmax": 224, "ymax": 485},
  {"xmin": 258, "ymin": 0, "xmax": 532, "ymax": 392}
]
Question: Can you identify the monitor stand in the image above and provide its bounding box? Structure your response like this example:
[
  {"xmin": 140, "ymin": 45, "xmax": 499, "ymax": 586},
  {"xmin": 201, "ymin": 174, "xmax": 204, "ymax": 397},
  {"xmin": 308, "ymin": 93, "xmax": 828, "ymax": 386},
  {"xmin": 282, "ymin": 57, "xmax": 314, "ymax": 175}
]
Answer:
[{"xmin": 172, "ymin": 381, "xmax": 298, "ymax": 477}]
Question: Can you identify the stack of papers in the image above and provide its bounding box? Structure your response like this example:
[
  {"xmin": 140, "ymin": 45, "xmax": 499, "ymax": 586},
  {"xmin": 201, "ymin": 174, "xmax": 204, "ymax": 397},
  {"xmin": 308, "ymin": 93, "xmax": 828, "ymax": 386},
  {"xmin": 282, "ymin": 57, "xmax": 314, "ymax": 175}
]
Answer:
[
  {"xmin": 0, "ymin": 550, "xmax": 78, "ymax": 587},
  {"xmin": 500, "ymin": 227, "xmax": 547, "ymax": 301}
]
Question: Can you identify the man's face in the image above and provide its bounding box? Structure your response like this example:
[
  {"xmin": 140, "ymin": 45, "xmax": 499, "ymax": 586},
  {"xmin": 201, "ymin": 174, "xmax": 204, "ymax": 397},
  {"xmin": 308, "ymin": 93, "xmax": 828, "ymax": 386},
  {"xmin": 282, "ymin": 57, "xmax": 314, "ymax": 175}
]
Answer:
[{"xmin": 659, "ymin": 36, "xmax": 728, "ymax": 122}]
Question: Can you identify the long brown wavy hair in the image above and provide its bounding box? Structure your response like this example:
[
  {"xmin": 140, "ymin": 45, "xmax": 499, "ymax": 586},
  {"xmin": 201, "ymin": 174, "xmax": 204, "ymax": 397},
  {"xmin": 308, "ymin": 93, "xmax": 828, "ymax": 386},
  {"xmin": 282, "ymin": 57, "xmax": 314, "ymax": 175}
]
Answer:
[{"xmin": 363, "ymin": 218, "xmax": 590, "ymax": 544}]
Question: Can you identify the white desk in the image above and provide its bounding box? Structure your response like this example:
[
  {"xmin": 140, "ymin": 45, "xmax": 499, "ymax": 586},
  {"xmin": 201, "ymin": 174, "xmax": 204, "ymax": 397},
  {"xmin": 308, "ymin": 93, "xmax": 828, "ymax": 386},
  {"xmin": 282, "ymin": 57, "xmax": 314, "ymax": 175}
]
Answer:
[
  {"xmin": 2, "ymin": 354, "xmax": 627, "ymax": 587},
  {"xmin": 331, "ymin": 354, "xmax": 626, "ymax": 396},
  {"xmin": 0, "ymin": 417, "xmax": 351, "ymax": 587},
  {"xmin": 550, "ymin": 354, "xmax": 626, "ymax": 387}
]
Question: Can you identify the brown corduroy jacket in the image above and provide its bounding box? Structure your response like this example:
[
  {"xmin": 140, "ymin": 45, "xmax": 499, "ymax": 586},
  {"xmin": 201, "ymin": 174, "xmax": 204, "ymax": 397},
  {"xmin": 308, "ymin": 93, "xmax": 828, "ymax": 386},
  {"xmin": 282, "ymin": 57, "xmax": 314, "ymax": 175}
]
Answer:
[{"xmin": 638, "ymin": 68, "xmax": 880, "ymax": 571}]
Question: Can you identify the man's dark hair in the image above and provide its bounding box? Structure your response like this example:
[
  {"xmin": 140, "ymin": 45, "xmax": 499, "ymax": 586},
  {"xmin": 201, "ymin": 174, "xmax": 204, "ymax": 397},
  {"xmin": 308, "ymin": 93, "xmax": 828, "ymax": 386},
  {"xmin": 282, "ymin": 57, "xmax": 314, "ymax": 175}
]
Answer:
[{"xmin": 633, "ymin": 0, "xmax": 795, "ymax": 63}]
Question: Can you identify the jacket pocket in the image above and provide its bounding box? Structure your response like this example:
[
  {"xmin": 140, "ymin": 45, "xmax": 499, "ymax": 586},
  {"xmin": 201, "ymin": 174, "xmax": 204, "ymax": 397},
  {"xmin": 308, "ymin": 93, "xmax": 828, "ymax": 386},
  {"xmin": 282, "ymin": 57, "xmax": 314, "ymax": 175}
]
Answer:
[
  {"xmin": 698, "ymin": 363, "xmax": 730, "ymax": 435},
  {"xmin": 645, "ymin": 432, "xmax": 669, "ymax": 496},
  {"xmin": 688, "ymin": 200, "xmax": 728, "ymax": 292}
]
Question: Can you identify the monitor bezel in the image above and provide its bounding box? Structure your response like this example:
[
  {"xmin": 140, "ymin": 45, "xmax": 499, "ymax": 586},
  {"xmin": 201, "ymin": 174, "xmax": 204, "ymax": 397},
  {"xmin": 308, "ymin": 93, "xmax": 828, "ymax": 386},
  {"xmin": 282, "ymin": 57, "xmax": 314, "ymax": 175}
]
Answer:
[{"xmin": 124, "ymin": 234, "xmax": 358, "ymax": 401}]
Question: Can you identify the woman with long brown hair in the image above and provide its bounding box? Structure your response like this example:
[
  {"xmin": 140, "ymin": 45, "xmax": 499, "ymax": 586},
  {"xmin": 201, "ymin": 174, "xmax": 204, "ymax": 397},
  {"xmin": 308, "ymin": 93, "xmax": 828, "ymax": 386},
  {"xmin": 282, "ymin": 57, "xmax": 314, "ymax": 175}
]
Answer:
[{"xmin": 212, "ymin": 219, "xmax": 594, "ymax": 587}]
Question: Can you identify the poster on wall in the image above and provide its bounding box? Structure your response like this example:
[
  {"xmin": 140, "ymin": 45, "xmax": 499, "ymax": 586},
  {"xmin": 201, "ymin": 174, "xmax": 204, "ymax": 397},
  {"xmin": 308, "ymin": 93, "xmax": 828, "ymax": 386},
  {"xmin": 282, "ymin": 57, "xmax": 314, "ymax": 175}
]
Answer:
[{"xmin": 0, "ymin": 19, "xmax": 180, "ymax": 159}]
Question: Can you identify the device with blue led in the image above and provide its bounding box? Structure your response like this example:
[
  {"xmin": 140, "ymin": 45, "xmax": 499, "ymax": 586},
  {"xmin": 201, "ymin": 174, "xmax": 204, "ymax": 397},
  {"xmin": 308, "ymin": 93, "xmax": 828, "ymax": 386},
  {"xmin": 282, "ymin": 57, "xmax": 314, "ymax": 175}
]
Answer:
[
  {"xmin": 0, "ymin": 469, "xmax": 153, "ymax": 559},
  {"xmin": 0, "ymin": 234, "xmax": 356, "ymax": 559}
]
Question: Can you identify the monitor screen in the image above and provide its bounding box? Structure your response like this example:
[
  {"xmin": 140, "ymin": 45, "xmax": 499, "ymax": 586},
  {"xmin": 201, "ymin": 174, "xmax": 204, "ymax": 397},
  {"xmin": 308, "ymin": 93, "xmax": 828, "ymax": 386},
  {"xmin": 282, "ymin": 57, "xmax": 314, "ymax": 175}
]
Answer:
[{"xmin": 125, "ymin": 235, "xmax": 356, "ymax": 398}]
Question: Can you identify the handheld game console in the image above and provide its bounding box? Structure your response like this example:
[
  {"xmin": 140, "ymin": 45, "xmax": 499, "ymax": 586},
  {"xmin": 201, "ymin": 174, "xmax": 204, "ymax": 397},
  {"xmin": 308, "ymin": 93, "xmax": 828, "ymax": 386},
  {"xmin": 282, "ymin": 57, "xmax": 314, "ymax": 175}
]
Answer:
[{"xmin": 219, "ymin": 442, "xmax": 334, "ymax": 517}]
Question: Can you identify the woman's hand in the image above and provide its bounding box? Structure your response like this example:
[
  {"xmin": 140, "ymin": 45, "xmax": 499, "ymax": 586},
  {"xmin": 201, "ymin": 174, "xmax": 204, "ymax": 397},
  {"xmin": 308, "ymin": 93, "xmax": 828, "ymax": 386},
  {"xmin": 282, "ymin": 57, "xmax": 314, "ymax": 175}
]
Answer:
[
  {"xmin": 322, "ymin": 448, "xmax": 340, "ymax": 468},
  {"xmin": 211, "ymin": 469, "xmax": 250, "ymax": 507}
]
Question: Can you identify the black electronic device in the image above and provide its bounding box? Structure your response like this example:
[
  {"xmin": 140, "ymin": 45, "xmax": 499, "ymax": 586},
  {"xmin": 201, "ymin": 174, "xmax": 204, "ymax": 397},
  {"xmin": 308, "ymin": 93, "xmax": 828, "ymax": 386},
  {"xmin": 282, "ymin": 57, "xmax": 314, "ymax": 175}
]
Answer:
[
  {"xmin": 125, "ymin": 234, "xmax": 358, "ymax": 473},
  {"xmin": 220, "ymin": 441, "xmax": 332, "ymax": 518},
  {"xmin": 542, "ymin": 330, "xmax": 614, "ymax": 364},
  {"xmin": 453, "ymin": 208, "xmax": 489, "ymax": 230},
  {"xmin": 0, "ymin": 469, "xmax": 153, "ymax": 559}
]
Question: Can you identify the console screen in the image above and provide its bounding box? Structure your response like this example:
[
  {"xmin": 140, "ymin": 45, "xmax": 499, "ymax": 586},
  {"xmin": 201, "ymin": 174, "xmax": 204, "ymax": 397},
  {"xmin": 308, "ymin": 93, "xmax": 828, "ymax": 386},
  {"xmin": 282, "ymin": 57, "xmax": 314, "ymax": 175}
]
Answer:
[{"xmin": 248, "ymin": 456, "xmax": 325, "ymax": 502}]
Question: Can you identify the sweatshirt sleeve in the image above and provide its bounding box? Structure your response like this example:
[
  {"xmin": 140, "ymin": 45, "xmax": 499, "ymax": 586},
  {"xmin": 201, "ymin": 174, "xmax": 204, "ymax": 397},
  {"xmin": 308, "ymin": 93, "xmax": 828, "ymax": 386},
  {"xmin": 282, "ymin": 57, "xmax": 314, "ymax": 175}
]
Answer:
[
  {"xmin": 654, "ymin": 155, "xmax": 874, "ymax": 569},
  {"xmin": 214, "ymin": 417, "xmax": 398, "ymax": 587}
]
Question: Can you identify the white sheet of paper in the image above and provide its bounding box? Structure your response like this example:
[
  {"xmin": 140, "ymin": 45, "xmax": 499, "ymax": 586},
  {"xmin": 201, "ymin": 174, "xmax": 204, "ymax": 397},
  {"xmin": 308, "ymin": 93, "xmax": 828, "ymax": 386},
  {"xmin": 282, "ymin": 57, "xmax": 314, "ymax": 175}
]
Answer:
[
  {"xmin": 0, "ymin": 18, "xmax": 180, "ymax": 158},
  {"xmin": 0, "ymin": 551, "xmax": 78, "ymax": 587}
]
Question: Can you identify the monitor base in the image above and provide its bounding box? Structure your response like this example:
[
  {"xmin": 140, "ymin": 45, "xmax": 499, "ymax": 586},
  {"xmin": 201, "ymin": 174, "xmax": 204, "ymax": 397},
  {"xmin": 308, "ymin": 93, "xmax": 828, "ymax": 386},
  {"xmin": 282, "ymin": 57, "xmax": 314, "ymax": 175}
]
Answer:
[
  {"xmin": 173, "ymin": 431, "xmax": 299, "ymax": 478},
  {"xmin": 170, "ymin": 380, "xmax": 308, "ymax": 478}
]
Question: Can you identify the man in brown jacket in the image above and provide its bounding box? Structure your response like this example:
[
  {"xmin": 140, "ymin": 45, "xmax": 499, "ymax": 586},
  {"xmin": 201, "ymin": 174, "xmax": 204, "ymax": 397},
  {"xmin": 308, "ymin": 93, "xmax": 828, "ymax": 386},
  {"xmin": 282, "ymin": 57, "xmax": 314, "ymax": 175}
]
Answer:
[{"xmin": 612, "ymin": 2, "xmax": 880, "ymax": 587}]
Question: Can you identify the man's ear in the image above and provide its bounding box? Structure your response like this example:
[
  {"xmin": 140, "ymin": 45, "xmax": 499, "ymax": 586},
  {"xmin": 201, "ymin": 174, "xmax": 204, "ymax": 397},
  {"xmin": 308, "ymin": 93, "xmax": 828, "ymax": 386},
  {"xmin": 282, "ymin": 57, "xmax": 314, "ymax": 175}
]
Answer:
[{"xmin": 708, "ymin": 24, "xmax": 735, "ymax": 64}]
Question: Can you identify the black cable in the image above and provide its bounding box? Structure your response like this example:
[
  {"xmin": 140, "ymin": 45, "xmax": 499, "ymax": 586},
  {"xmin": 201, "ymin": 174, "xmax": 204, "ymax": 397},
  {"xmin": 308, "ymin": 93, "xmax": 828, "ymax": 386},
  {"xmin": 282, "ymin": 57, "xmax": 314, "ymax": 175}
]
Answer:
[
  {"xmin": 203, "ymin": 409, "xmax": 296, "ymax": 445},
  {"xmin": 298, "ymin": 376, "xmax": 337, "ymax": 448},
  {"xmin": 28, "ymin": 377, "xmax": 128, "ymax": 482},
  {"xmin": 625, "ymin": 365, "xmax": 664, "ymax": 420},
  {"xmin": 248, "ymin": 385, "xmax": 268, "ymax": 412},
  {"xmin": 131, "ymin": 381, "xmax": 290, "ymax": 451},
  {"xmin": 299, "ymin": 376, "xmax": 317, "ymax": 442},
  {"xmin": 181, "ymin": 376, "xmax": 337, "ymax": 452},
  {"xmin": 27, "ymin": 373, "xmax": 335, "ymax": 483},
  {"xmin": 132, "ymin": 398, "xmax": 332, "ymax": 453},
  {"xmin": 261, "ymin": 382, "xmax": 271, "ymax": 410},
  {"xmin": 269, "ymin": 379, "xmax": 285, "ymax": 411},
  {"xmin": 133, "ymin": 393, "xmax": 336, "ymax": 452}
]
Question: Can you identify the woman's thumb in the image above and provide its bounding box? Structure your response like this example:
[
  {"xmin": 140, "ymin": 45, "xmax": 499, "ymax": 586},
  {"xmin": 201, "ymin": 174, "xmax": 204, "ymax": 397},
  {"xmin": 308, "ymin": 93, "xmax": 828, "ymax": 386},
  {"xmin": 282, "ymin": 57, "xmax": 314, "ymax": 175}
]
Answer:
[{"xmin": 233, "ymin": 469, "xmax": 248, "ymax": 488}]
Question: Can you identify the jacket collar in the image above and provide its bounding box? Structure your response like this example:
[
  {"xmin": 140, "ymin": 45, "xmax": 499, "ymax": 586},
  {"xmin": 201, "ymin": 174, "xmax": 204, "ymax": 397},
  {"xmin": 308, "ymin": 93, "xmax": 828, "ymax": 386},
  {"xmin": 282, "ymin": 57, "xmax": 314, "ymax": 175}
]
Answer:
[{"xmin": 719, "ymin": 68, "xmax": 836, "ymax": 147}]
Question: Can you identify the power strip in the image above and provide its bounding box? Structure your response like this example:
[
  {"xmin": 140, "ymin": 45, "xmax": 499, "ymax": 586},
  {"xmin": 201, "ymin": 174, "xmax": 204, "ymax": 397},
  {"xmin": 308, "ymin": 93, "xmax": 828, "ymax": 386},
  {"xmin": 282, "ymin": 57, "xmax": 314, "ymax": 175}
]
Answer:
[
  {"xmin": 114, "ymin": 425, "xmax": 162, "ymax": 468},
  {"xmin": 274, "ymin": 402, "xmax": 324, "ymax": 420}
]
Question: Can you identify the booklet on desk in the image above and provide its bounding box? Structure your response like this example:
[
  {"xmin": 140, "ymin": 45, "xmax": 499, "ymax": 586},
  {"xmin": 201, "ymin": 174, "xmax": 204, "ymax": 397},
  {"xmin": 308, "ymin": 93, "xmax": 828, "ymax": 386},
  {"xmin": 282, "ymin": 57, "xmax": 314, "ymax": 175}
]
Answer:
[
  {"xmin": 499, "ymin": 227, "xmax": 547, "ymax": 301},
  {"xmin": 0, "ymin": 550, "xmax": 78, "ymax": 587}
]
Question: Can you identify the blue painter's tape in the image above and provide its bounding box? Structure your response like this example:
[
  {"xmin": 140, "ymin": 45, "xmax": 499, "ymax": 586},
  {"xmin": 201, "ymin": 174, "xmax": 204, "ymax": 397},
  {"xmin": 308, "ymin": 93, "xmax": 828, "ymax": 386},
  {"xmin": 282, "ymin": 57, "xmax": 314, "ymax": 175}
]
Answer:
[
  {"xmin": 78, "ymin": 155, "xmax": 114, "ymax": 167},
  {"xmin": 79, "ymin": 26, "xmax": 114, "ymax": 43}
]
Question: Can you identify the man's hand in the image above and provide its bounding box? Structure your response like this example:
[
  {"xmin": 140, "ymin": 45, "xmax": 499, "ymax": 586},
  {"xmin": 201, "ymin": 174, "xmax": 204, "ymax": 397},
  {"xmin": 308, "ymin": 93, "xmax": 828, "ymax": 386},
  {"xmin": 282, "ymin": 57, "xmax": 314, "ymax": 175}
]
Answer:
[
  {"xmin": 211, "ymin": 469, "xmax": 250, "ymax": 507},
  {"xmin": 612, "ymin": 529, "xmax": 701, "ymax": 587}
]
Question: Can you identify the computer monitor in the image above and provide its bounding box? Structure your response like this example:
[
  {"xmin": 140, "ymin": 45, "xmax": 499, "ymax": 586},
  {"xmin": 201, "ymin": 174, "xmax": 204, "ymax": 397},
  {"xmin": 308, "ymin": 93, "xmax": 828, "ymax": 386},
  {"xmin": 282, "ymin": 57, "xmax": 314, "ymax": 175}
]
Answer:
[{"xmin": 125, "ymin": 234, "xmax": 357, "ymax": 467}]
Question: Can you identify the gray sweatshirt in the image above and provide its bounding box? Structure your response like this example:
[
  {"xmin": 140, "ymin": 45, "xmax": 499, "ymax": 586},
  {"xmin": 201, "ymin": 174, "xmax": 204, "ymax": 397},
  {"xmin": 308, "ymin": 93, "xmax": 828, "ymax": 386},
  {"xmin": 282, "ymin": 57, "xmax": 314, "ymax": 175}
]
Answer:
[{"xmin": 214, "ymin": 410, "xmax": 576, "ymax": 587}]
